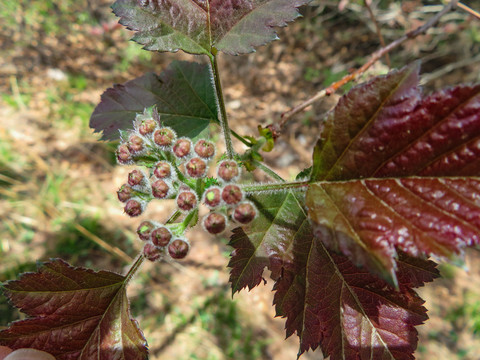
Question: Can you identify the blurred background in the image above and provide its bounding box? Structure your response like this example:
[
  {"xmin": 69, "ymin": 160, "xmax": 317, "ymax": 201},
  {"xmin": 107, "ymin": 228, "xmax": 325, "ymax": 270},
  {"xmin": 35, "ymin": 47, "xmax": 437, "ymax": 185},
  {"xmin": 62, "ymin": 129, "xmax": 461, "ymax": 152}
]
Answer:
[{"xmin": 1, "ymin": 1, "xmax": 480, "ymax": 359}]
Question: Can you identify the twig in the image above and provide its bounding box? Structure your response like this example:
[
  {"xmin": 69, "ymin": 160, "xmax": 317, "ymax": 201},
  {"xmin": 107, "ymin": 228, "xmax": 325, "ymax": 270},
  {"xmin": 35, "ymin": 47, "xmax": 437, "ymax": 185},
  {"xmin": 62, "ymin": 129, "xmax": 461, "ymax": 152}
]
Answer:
[
  {"xmin": 457, "ymin": 2, "xmax": 480, "ymax": 19},
  {"xmin": 364, "ymin": 0, "xmax": 390, "ymax": 67},
  {"xmin": 421, "ymin": 52, "xmax": 480, "ymax": 84},
  {"xmin": 210, "ymin": 55, "xmax": 235, "ymax": 159},
  {"xmin": 279, "ymin": 0, "xmax": 458, "ymax": 127},
  {"xmin": 73, "ymin": 223, "xmax": 133, "ymax": 263}
]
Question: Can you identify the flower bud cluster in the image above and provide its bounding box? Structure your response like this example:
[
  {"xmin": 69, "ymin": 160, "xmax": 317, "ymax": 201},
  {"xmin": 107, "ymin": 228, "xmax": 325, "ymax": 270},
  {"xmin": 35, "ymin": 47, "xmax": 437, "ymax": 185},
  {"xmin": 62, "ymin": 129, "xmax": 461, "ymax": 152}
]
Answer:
[
  {"xmin": 115, "ymin": 106, "xmax": 257, "ymax": 261},
  {"xmin": 202, "ymin": 160, "xmax": 257, "ymax": 235},
  {"xmin": 137, "ymin": 220, "xmax": 189, "ymax": 261}
]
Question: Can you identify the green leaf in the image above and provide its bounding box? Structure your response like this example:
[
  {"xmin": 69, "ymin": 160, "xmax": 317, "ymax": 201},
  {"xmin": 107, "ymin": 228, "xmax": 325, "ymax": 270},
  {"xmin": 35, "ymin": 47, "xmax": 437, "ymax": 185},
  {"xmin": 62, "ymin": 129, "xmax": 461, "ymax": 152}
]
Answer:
[
  {"xmin": 90, "ymin": 60, "xmax": 217, "ymax": 141},
  {"xmin": 229, "ymin": 190, "xmax": 309, "ymax": 293},
  {"xmin": 0, "ymin": 259, "xmax": 147, "ymax": 360},
  {"xmin": 112, "ymin": 0, "xmax": 311, "ymax": 56}
]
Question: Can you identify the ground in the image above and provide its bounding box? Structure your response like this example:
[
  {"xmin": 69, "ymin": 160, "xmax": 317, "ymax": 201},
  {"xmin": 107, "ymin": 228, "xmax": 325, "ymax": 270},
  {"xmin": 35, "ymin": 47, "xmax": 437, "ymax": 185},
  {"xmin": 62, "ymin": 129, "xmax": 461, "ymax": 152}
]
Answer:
[{"xmin": 1, "ymin": 1, "xmax": 480, "ymax": 359}]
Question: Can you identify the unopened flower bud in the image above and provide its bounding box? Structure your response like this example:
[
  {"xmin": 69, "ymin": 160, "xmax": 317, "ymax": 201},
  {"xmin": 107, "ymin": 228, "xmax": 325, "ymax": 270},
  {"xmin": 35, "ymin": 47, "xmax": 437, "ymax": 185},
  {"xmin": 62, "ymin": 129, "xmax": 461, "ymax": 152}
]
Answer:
[
  {"xmin": 117, "ymin": 184, "xmax": 134, "ymax": 202},
  {"xmin": 222, "ymin": 184, "xmax": 243, "ymax": 205},
  {"xmin": 137, "ymin": 220, "xmax": 156, "ymax": 241},
  {"xmin": 168, "ymin": 239, "xmax": 189, "ymax": 259},
  {"xmin": 116, "ymin": 144, "xmax": 132, "ymax": 164},
  {"xmin": 128, "ymin": 169, "xmax": 145, "ymax": 186},
  {"xmin": 194, "ymin": 139, "xmax": 215, "ymax": 159},
  {"xmin": 128, "ymin": 134, "xmax": 144, "ymax": 153},
  {"xmin": 138, "ymin": 118, "xmax": 156, "ymax": 135},
  {"xmin": 173, "ymin": 138, "xmax": 192, "ymax": 158},
  {"xmin": 203, "ymin": 213, "xmax": 227, "ymax": 234},
  {"xmin": 151, "ymin": 179, "xmax": 170, "ymax": 199},
  {"xmin": 233, "ymin": 202, "xmax": 257, "ymax": 224},
  {"xmin": 176, "ymin": 190, "xmax": 197, "ymax": 212},
  {"xmin": 154, "ymin": 127, "xmax": 176, "ymax": 147},
  {"xmin": 154, "ymin": 161, "xmax": 172, "ymax": 179},
  {"xmin": 217, "ymin": 160, "xmax": 240, "ymax": 182},
  {"xmin": 151, "ymin": 227, "xmax": 172, "ymax": 247},
  {"xmin": 143, "ymin": 243, "xmax": 163, "ymax": 262},
  {"xmin": 203, "ymin": 187, "xmax": 221, "ymax": 208},
  {"xmin": 185, "ymin": 157, "xmax": 207, "ymax": 178},
  {"xmin": 124, "ymin": 199, "xmax": 143, "ymax": 217}
]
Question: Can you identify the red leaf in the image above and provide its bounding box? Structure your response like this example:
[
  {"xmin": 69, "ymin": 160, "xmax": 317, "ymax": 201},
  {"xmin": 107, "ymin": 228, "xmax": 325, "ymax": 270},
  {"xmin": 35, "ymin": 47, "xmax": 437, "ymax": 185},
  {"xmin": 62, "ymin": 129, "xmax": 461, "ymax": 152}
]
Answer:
[
  {"xmin": 0, "ymin": 259, "xmax": 147, "ymax": 360},
  {"xmin": 273, "ymin": 233, "xmax": 436, "ymax": 358},
  {"xmin": 229, "ymin": 223, "xmax": 438, "ymax": 359},
  {"xmin": 308, "ymin": 63, "xmax": 480, "ymax": 284}
]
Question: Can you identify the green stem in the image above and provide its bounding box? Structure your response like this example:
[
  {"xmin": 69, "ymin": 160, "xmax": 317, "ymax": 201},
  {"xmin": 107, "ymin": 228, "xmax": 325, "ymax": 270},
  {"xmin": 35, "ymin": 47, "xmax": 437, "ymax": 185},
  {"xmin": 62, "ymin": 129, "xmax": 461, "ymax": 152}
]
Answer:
[
  {"xmin": 252, "ymin": 160, "xmax": 285, "ymax": 182},
  {"xmin": 242, "ymin": 180, "xmax": 309, "ymax": 193},
  {"xmin": 166, "ymin": 210, "xmax": 182, "ymax": 224},
  {"xmin": 169, "ymin": 209, "xmax": 198, "ymax": 235},
  {"xmin": 210, "ymin": 54, "xmax": 235, "ymax": 159},
  {"xmin": 124, "ymin": 253, "xmax": 145, "ymax": 286},
  {"xmin": 231, "ymin": 129, "xmax": 253, "ymax": 147}
]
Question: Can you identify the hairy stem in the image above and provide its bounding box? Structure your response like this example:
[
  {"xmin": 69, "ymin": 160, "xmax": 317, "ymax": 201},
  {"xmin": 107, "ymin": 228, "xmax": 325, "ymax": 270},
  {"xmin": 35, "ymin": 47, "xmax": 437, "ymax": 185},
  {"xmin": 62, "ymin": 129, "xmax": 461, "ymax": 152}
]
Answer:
[
  {"xmin": 210, "ymin": 54, "xmax": 235, "ymax": 159},
  {"xmin": 280, "ymin": 0, "xmax": 458, "ymax": 125},
  {"xmin": 251, "ymin": 160, "xmax": 285, "ymax": 182},
  {"xmin": 124, "ymin": 253, "xmax": 146, "ymax": 286},
  {"xmin": 242, "ymin": 180, "xmax": 309, "ymax": 193}
]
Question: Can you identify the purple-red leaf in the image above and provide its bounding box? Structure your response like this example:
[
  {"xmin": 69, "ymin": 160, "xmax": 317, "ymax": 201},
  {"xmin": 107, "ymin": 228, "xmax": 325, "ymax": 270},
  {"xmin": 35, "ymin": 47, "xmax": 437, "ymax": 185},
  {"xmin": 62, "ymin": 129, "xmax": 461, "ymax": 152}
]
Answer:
[
  {"xmin": 307, "ymin": 63, "xmax": 480, "ymax": 284},
  {"xmin": 0, "ymin": 259, "xmax": 147, "ymax": 360},
  {"xmin": 112, "ymin": 0, "xmax": 310, "ymax": 55},
  {"xmin": 273, "ymin": 235, "xmax": 436, "ymax": 359}
]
